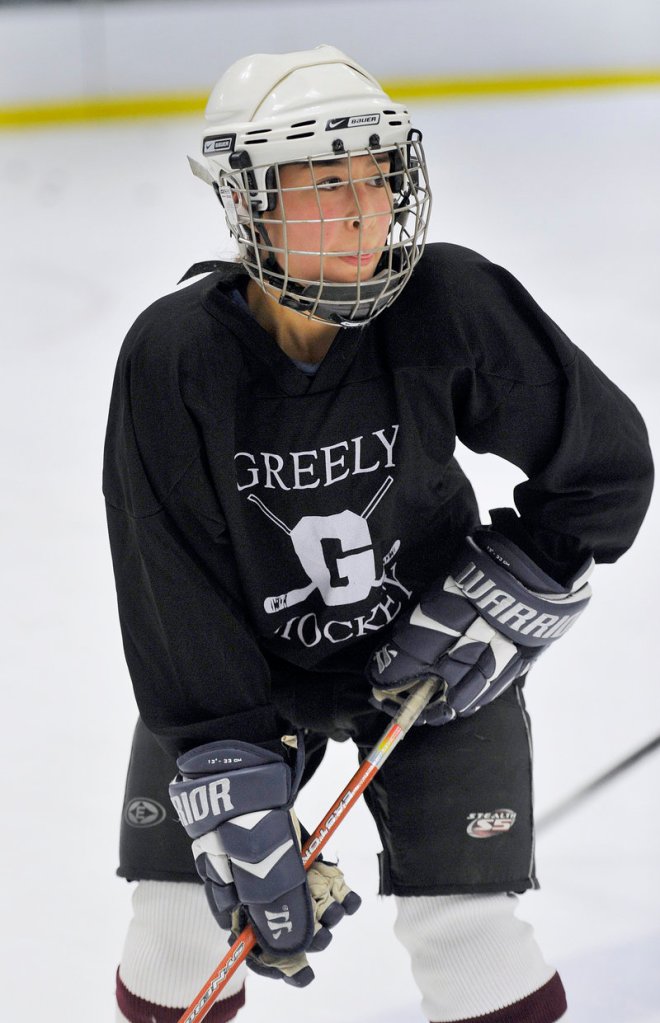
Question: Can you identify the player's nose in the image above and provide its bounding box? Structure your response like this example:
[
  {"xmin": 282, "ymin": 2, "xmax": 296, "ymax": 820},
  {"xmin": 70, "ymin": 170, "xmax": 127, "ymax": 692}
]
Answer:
[{"xmin": 346, "ymin": 184, "xmax": 389, "ymax": 233}]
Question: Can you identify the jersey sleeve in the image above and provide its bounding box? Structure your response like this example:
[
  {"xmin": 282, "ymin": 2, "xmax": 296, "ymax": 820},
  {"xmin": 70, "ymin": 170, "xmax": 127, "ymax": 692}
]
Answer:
[
  {"xmin": 103, "ymin": 309, "xmax": 284, "ymax": 758},
  {"xmin": 450, "ymin": 251, "xmax": 654, "ymax": 579}
]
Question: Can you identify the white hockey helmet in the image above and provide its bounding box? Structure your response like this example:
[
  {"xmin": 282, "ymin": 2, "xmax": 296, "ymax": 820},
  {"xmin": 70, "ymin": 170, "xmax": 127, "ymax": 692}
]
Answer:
[{"xmin": 193, "ymin": 45, "xmax": 432, "ymax": 327}]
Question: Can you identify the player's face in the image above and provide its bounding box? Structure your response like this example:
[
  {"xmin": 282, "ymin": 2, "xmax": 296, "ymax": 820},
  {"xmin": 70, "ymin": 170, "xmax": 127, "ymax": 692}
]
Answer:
[{"xmin": 261, "ymin": 153, "xmax": 393, "ymax": 283}]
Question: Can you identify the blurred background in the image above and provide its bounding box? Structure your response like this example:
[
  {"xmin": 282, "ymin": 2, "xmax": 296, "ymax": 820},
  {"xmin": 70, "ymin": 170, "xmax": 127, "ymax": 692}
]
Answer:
[
  {"xmin": 1, "ymin": 2, "xmax": 659, "ymax": 1021},
  {"xmin": 2, "ymin": 0, "xmax": 660, "ymax": 120}
]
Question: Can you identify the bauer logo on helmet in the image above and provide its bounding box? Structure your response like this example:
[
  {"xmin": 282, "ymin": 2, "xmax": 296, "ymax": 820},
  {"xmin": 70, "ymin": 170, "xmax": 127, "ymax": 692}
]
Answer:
[
  {"xmin": 203, "ymin": 134, "xmax": 236, "ymax": 155},
  {"xmin": 325, "ymin": 114, "xmax": 381, "ymax": 130}
]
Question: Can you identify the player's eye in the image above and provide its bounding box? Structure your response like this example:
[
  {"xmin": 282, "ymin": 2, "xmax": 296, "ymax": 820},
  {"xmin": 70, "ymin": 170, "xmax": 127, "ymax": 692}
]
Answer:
[{"xmin": 316, "ymin": 176, "xmax": 345, "ymax": 191}]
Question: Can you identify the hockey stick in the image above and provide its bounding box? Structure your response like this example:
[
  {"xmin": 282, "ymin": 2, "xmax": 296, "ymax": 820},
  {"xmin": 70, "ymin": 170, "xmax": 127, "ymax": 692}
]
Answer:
[
  {"xmin": 537, "ymin": 732, "xmax": 660, "ymax": 831},
  {"xmin": 176, "ymin": 675, "xmax": 443, "ymax": 1023}
]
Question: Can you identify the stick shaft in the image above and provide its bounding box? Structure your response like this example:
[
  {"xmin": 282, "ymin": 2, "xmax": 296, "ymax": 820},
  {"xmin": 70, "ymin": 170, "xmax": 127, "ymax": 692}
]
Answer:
[
  {"xmin": 538, "ymin": 732, "xmax": 660, "ymax": 830},
  {"xmin": 176, "ymin": 677, "xmax": 440, "ymax": 1023}
]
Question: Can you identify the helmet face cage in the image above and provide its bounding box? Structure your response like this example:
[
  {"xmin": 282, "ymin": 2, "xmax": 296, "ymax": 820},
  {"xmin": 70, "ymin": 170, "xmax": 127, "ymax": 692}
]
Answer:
[{"xmin": 215, "ymin": 136, "xmax": 432, "ymax": 327}]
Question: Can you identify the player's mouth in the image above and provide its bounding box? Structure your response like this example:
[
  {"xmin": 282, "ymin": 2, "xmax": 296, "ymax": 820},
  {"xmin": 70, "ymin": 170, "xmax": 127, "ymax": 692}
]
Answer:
[{"xmin": 337, "ymin": 252, "xmax": 378, "ymax": 266}]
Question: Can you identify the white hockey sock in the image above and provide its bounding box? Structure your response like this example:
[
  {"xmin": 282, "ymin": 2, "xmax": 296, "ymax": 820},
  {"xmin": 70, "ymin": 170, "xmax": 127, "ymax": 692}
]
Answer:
[
  {"xmin": 116, "ymin": 880, "xmax": 246, "ymax": 1022},
  {"xmin": 394, "ymin": 893, "xmax": 566, "ymax": 1022}
]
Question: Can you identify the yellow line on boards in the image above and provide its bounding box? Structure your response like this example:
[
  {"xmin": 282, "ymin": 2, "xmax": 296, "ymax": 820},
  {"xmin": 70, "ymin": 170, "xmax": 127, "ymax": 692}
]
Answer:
[
  {"xmin": 386, "ymin": 68, "xmax": 660, "ymax": 100},
  {"xmin": 2, "ymin": 69, "xmax": 660, "ymax": 130},
  {"xmin": 0, "ymin": 91, "xmax": 207, "ymax": 128}
]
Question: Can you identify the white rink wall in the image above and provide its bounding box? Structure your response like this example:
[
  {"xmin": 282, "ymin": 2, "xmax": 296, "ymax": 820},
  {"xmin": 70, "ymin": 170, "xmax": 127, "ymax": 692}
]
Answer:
[{"xmin": 2, "ymin": 0, "xmax": 660, "ymax": 106}]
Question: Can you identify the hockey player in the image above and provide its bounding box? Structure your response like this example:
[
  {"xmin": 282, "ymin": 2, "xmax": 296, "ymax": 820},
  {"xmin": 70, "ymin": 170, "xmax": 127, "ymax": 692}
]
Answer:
[{"xmin": 104, "ymin": 46, "xmax": 653, "ymax": 1023}]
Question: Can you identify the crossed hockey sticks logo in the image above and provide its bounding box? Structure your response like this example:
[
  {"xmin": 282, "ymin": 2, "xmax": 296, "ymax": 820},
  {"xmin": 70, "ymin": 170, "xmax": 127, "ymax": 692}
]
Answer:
[{"xmin": 248, "ymin": 476, "xmax": 395, "ymax": 612}]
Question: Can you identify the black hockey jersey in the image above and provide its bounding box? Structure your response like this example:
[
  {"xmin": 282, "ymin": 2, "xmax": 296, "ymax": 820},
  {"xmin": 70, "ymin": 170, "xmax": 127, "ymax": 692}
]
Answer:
[{"xmin": 103, "ymin": 243, "xmax": 653, "ymax": 755}]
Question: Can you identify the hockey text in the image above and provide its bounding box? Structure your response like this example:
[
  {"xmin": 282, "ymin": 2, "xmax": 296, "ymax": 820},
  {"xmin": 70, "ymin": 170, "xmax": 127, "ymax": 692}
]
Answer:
[{"xmin": 274, "ymin": 576, "xmax": 410, "ymax": 649}]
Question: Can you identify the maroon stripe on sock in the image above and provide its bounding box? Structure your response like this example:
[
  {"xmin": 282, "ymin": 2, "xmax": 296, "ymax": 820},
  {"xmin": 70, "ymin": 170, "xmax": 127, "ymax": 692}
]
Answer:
[
  {"xmin": 430, "ymin": 971, "xmax": 567, "ymax": 1023},
  {"xmin": 116, "ymin": 968, "xmax": 246, "ymax": 1023}
]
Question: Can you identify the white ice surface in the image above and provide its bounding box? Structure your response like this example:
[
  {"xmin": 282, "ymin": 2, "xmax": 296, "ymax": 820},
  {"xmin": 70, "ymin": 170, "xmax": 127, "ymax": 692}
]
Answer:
[{"xmin": 1, "ymin": 88, "xmax": 659, "ymax": 1021}]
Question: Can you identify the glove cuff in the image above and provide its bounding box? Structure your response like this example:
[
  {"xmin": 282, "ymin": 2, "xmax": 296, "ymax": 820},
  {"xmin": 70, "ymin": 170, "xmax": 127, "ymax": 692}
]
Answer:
[
  {"xmin": 449, "ymin": 534, "xmax": 591, "ymax": 649},
  {"xmin": 169, "ymin": 739, "xmax": 296, "ymax": 839},
  {"xmin": 473, "ymin": 528, "xmax": 568, "ymax": 594}
]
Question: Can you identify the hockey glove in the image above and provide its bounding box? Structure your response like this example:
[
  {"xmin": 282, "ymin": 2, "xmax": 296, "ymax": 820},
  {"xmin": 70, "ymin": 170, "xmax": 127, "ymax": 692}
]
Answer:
[
  {"xmin": 228, "ymin": 858, "xmax": 360, "ymax": 985},
  {"xmin": 169, "ymin": 737, "xmax": 360, "ymax": 987},
  {"xmin": 368, "ymin": 528, "xmax": 593, "ymax": 724}
]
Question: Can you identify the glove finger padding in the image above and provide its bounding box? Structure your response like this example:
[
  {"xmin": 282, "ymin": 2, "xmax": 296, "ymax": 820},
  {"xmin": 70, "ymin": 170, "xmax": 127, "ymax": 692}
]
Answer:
[
  {"xmin": 368, "ymin": 526, "xmax": 592, "ymax": 723},
  {"xmin": 219, "ymin": 805, "xmax": 312, "ymax": 954},
  {"xmin": 231, "ymin": 857, "xmax": 361, "ymax": 985},
  {"xmin": 230, "ymin": 907, "xmax": 315, "ymax": 988},
  {"xmin": 307, "ymin": 860, "xmax": 362, "ymax": 948},
  {"xmin": 192, "ymin": 829, "xmax": 237, "ymax": 929}
]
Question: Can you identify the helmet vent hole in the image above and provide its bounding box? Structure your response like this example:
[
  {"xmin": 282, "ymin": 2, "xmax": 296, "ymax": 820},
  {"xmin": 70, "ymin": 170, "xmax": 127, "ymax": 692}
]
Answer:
[
  {"xmin": 290, "ymin": 119, "xmax": 316, "ymax": 128},
  {"xmin": 246, "ymin": 128, "xmax": 271, "ymax": 135},
  {"xmin": 286, "ymin": 131, "xmax": 315, "ymax": 140}
]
